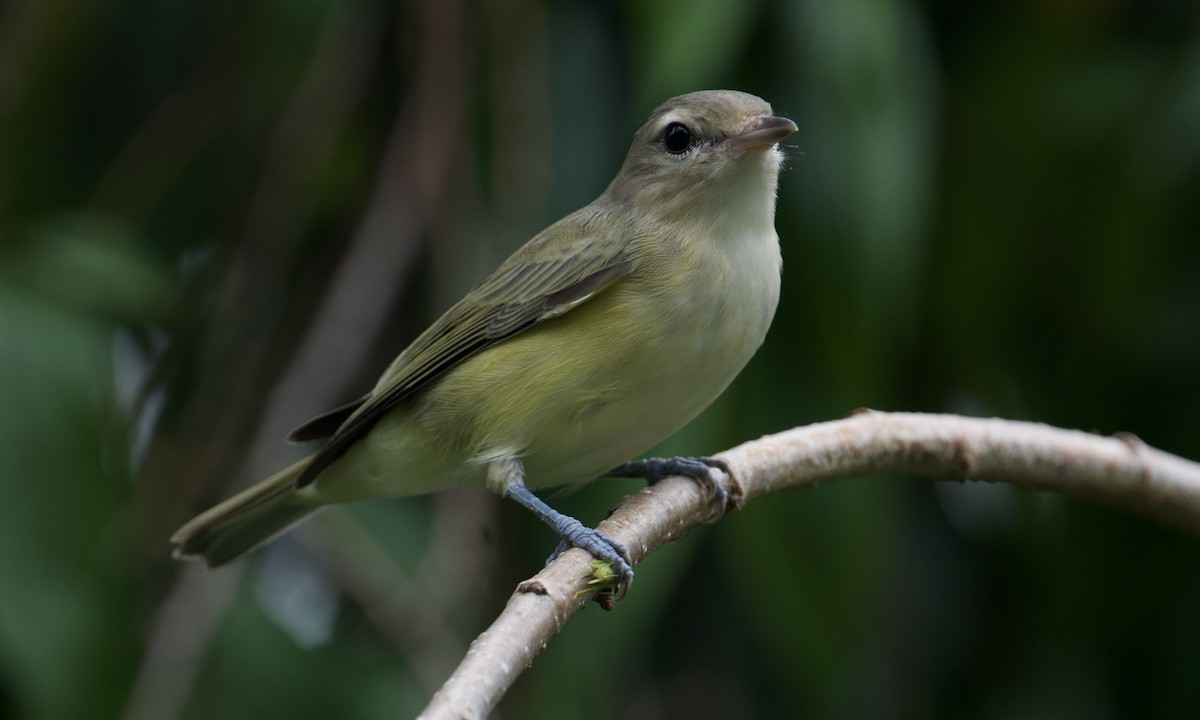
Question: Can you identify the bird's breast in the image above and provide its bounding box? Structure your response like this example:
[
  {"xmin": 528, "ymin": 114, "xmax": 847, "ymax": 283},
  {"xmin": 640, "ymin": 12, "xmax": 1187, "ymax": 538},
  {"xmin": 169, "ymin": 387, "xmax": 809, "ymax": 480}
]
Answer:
[{"xmin": 515, "ymin": 223, "xmax": 782, "ymax": 488}]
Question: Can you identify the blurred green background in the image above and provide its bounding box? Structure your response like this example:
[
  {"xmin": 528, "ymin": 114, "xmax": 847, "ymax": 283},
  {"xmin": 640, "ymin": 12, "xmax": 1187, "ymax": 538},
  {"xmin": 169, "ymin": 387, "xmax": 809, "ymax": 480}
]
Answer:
[{"xmin": 2, "ymin": 0, "xmax": 1199, "ymax": 718}]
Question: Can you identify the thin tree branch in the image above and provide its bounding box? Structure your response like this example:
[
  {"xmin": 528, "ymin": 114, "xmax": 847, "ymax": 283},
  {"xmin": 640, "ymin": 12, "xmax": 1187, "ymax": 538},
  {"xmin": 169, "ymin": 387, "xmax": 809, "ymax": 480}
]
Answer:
[{"xmin": 418, "ymin": 411, "xmax": 1200, "ymax": 719}]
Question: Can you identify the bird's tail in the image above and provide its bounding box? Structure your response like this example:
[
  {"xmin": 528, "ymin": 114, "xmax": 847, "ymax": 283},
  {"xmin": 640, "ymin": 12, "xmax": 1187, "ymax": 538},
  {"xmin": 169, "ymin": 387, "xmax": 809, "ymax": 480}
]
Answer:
[{"xmin": 171, "ymin": 457, "xmax": 318, "ymax": 568}]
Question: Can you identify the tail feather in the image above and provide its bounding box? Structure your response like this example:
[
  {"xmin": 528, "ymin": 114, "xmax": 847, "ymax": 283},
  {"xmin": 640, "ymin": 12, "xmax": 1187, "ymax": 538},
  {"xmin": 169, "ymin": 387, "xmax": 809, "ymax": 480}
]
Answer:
[{"xmin": 172, "ymin": 458, "xmax": 318, "ymax": 567}]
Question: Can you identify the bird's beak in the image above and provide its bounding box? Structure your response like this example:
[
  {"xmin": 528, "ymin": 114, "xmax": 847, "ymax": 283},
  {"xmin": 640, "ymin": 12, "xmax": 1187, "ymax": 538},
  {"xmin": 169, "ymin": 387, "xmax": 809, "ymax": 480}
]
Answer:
[{"xmin": 727, "ymin": 115, "xmax": 798, "ymax": 154}]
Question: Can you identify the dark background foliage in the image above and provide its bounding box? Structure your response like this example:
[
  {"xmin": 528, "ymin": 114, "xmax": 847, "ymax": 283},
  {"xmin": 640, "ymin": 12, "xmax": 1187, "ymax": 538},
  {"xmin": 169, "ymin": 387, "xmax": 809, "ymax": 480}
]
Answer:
[{"xmin": 1, "ymin": 0, "xmax": 1198, "ymax": 718}]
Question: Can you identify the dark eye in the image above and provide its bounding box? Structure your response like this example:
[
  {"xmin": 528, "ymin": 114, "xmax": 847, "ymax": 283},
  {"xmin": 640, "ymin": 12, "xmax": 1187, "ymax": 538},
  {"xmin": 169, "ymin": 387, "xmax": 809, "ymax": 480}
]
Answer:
[{"xmin": 663, "ymin": 122, "xmax": 693, "ymax": 154}]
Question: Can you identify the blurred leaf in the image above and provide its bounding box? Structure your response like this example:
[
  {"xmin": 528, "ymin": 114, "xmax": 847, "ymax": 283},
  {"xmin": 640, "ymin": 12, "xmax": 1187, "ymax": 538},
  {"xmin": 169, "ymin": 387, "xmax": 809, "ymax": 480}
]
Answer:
[
  {"xmin": 0, "ymin": 282, "xmax": 138, "ymax": 719},
  {"xmin": 3, "ymin": 213, "xmax": 175, "ymax": 322}
]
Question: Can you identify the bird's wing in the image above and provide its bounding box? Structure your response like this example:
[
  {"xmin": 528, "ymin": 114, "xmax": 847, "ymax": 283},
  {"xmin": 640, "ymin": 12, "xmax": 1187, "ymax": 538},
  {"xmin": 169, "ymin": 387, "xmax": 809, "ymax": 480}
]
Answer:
[
  {"xmin": 287, "ymin": 395, "xmax": 369, "ymax": 442},
  {"xmin": 293, "ymin": 216, "xmax": 641, "ymax": 487}
]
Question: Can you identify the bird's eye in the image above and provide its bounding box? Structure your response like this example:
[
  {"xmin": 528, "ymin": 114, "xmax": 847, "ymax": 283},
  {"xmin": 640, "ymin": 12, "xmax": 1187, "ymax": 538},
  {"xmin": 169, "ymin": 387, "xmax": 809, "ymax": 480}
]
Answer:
[{"xmin": 662, "ymin": 122, "xmax": 693, "ymax": 154}]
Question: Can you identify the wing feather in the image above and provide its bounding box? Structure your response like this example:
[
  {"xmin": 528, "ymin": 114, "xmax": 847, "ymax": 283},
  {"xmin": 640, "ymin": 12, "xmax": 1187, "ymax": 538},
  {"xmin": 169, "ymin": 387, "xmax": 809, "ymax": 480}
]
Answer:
[{"xmin": 293, "ymin": 219, "xmax": 642, "ymax": 487}]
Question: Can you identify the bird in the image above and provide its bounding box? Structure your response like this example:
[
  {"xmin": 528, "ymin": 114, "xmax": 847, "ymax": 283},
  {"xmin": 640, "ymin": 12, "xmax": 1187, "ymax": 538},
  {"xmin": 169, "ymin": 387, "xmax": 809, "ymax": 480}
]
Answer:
[{"xmin": 172, "ymin": 89, "xmax": 797, "ymax": 593}]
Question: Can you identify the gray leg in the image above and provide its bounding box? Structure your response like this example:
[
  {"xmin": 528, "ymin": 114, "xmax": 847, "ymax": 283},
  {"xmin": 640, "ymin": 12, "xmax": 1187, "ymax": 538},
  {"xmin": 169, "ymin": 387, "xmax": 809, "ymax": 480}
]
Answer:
[{"xmin": 493, "ymin": 458, "xmax": 634, "ymax": 592}]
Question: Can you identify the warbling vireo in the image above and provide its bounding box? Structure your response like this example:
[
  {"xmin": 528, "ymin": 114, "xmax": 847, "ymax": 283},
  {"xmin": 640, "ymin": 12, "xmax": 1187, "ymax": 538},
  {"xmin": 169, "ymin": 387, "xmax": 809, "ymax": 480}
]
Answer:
[{"xmin": 172, "ymin": 90, "xmax": 797, "ymax": 590}]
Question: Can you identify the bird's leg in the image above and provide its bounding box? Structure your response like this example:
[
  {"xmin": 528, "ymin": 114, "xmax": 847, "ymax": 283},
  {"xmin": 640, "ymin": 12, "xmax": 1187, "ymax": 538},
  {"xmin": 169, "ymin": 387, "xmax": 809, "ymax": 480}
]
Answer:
[
  {"xmin": 606, "ymin": 456, "xmax": 732, "ymax": 512},
  {"xmin": 491, "ymin": 457, "xmax": 634, "ymax": 594}
]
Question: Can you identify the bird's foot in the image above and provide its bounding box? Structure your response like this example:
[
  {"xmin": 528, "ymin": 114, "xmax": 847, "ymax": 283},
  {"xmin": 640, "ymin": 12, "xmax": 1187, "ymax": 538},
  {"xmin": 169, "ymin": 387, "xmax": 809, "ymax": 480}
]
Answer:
[
  {"xmin": 546, "ymin": 520, "xmax": 633, "ymax": 597},
  {"xmin": 606, "ymin": 456, "xmax": 734, "ymax": 516}
]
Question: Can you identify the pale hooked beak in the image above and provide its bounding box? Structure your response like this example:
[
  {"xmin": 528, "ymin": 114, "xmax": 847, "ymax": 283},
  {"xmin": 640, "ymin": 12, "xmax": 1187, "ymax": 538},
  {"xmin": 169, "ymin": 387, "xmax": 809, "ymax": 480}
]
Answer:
[{"xmin": 727, "ymin": 115, "xmax": 798, "ymax": 153}]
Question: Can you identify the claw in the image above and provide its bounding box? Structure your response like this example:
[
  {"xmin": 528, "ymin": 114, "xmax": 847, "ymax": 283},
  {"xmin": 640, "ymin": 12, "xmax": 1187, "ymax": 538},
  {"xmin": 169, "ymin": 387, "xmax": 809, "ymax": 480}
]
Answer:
[
  {"xmin": 548, "ymin": 524, "xmax": 633, "ymax": 597},
  {"xmin": 606, "ymin": 456, "xmax": 733, "ymax": 517}
]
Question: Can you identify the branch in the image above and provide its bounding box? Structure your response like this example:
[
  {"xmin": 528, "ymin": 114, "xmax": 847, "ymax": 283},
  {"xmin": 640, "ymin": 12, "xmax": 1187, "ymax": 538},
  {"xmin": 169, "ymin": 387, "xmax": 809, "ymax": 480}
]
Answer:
[{"xmin": 418, "ymin": 411, "xmax": 1200, "ymax": 719}]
